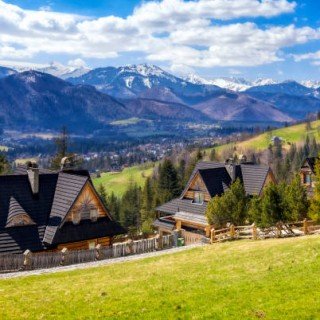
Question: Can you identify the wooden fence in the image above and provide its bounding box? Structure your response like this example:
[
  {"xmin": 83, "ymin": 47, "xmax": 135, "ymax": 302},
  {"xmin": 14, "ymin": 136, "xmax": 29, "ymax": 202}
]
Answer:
[
  {"xmin": 0, "ymin": 235, "xmax": 173, "ymax": 273},
  {"xmin": 210, "ymin": 219, "xmax": 320, "ymax": 243},
  {"xmin": 181, "ymin": 230, "xmax": 205, "ymax": 245}
]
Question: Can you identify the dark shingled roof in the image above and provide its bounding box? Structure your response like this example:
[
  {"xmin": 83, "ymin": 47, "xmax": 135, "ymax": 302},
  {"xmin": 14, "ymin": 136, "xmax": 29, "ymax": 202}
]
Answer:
[
  {"xmin": 157, "ymin": 198, "xmax": 207, "ymax": 216},
  {"xmin": 156, "ymin": 161, "xmax": 272, "ymax": 220},
  {"xmin": 0, "ymin": 169, "xmax": 125, "ymax": 254}
]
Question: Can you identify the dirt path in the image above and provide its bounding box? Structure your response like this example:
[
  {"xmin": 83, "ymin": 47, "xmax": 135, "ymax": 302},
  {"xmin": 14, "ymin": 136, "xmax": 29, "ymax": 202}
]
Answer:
[{"xmin": 0, "ymin": 244, "xmax": 203, "ymax": 280}]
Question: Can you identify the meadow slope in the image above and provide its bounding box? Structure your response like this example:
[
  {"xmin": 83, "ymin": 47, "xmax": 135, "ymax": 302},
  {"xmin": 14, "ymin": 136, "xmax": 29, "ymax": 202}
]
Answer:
[
  {"xmin": 1, "ymin": 235, "xmax": 320, "ymax": 320},
  {"xmin": 93, "ymin": 163, "xmax": 155, "ymax": 197}
]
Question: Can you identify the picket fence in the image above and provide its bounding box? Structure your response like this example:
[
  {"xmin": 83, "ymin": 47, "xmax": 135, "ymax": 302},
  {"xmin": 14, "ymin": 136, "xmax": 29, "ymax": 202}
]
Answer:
[{"xmin": 0, "ymin": 235, "xmax": 173, "ymax": 273}]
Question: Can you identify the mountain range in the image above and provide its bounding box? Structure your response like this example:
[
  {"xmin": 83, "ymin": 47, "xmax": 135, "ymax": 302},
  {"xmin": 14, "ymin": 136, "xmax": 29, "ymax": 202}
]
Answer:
[{"xmin": 0, "ymin": 62, "xmax": 320, "ymax": 133}]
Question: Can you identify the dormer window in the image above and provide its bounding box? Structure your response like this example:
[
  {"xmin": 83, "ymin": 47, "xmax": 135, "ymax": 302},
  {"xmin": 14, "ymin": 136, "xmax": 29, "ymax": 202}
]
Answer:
[
  {"xmin": 90, "ymin": 208, "xmax": 98, "ymax": 222},
  {"xmin": 6, "ymin": 197, "xmax": 36, "ymax": 228},
  {"xmin": 193, "ymin": 192, "xmax": 204, "ymax": 204}
]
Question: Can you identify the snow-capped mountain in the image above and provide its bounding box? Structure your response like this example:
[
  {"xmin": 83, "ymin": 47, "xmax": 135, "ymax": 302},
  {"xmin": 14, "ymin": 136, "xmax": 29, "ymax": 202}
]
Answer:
[
  {"xmin": 185, "ymin": 74, "xmax": 279, "ymax": 91},
  {"xmin": 68, "ymin": 64, "xmax": 222, "ymax": 99},
  {"xmin": 1, "ymin": 61, "xmax": 91, "ymax": 80},
  {"xmin": 301, "ymin": 80, "xmax": 320, "ymax": 89}
]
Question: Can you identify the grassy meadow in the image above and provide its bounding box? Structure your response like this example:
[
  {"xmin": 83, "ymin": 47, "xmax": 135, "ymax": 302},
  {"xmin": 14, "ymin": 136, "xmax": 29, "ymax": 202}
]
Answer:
[
  {"xmin": 1, "ymin": 235, "xmax": 320, "ymax": 319},
  {"xmin": 211, "ymin": 120, "xmax": 320, "ymax": 157},
  {"xmin": 93, "ymin": 163, "xmax": 155, "ymax": 197}
]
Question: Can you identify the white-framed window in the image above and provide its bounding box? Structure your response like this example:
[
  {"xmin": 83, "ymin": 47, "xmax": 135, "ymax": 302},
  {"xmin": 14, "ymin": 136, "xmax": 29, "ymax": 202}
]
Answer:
[
  {"xmin": 90, "ymin": 208, "xmax": 98, "ymax": 222},
  {"xmin": 193, "ymin": 192, "xmax": 204, "ymax": 204}
]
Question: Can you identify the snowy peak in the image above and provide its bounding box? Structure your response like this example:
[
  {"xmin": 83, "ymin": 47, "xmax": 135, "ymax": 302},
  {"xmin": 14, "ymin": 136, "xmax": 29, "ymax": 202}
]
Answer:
[
  {"xmin": 185, "ymin": 75, "xmax": 278, "ymax": 91},
  {"xmin": 301, "ymin": 80, "xmax": 320, "ymax": 89}
]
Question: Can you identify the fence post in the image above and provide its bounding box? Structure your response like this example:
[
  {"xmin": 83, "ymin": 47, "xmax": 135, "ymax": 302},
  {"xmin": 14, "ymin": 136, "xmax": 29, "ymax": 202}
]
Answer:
[
  {"xmin": 205, "ymin": 225, "xmax": 211, "ymax": 238},
  {"xmin": 60, "ymin": 247, "xmax": 68, "ymax": 266},
  {"xmin": 303, "ymin": 218, "xmax": 309, "ymax": 235},
  {"xmin": 276, "ymin": 222, "xmax": 282, "ymax": 238},
  {"xmin": 23, "ymin": 249, "xmax": 32, "ymax": 270},
  {"xmin": 210, "ymin": 228, "xmax": 216, "ymax": 243},
  {"xmin": 158, "ymin": 231, "xmax": 163, "ymax": 250},
  {"xmin": 230, "ymin": 224, "xmax": 235, "ymax": 239},
  {"xmin": 95, "ymin": 244, "xmax": 102, "ymax": 260},
  {"xmin": 252, "ymin": 223, "xmax": 257, "ymax": 240}
]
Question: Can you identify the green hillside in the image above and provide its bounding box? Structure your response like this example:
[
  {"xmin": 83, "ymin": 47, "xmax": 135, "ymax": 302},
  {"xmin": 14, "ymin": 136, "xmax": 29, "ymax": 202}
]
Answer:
[
  {"xmin": 214, "ymin": 120, "xmax": 320, "ymax": 156},
  {"xmin": 93, "ymin": 163, "xmax": 155, "ymax": 197},
  {"xmin": 1, "ymin": 235, "xmax": 320, "ymax": 319}
]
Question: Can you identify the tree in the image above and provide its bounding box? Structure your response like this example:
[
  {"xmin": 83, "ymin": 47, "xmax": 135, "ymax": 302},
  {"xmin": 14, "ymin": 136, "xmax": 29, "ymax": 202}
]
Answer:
[
  {"xmin": 107, "ymin": 192, "xmax": 121, "ymax": 222},
  {"xmin": 140, "ymin": 177, "xmax": 154, "ymax": 225},
  {"xmin": 248, "ymin": 183, "xmax": 286, "ymax": 228},
  {"xmin": 119, "ymin": 183, "xmax": 141, "ymax": 231},
  {"xmin": 209, "ymin": 149, "xmax": 217, "ymax": 161},
  {"xmin": 157, "ymin": 158, "xmax": 181, "ymax": 203},
  {"xmin": 97, "ymin": 184, "xmax": 108, "ymax": 207},
  {"xmin": 0, "ymin": 153, "xmax": 9, "ymax": 174},
  {"xmin": 51, "ymin": 126, "xmax": 71, "ymax": 169},
  {"xmin": 283, "ymin": 175, "xmax": 309, "ymax": 222},
  {"xmin": 206, "ymin": 179, "xmax": 248, "ymax": 227},
  {"xmin": 309, "ymin": 158, "xmax": 320, "ymax": 221}
]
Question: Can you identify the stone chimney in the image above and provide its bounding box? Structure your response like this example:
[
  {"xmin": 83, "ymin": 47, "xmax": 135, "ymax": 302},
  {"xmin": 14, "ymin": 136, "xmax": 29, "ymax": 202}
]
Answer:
[
  {"xmin": 225, "ymin": 158, "xmax": 236, "ymax": 182},
  {"xmin": 27, "ymin": 163, "xmax": 39, "ymax": 195}
]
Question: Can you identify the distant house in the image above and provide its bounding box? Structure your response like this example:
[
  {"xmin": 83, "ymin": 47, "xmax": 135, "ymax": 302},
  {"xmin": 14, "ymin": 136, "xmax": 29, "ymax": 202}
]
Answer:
[
  {"xmin": 154, "ymin": 160, "xmax": 275, "ymax": 236},
  {"xmin": 0, "ymin": 164, "xmax": 125, "ymax": 254},
  {"xmin": 300, "ymin": 157, "xmax": 318, "ymax": 196}
]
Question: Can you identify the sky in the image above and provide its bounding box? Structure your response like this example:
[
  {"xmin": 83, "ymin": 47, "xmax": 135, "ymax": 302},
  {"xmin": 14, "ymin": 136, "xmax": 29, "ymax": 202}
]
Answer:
[{"xmin": 0, "ymin": 0, "xmax": 320, "ymax": 80}]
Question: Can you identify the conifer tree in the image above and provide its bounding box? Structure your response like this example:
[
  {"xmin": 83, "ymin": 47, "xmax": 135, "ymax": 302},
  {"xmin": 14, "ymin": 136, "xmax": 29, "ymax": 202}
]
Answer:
[
  {"xmin": 97, "ymin": 184, "xmax": 108, "ymax": 207},
  {"xmin": 309, "ymin": 158, "xmax": 320, "ymax": 221},
  {"xmin": 157, "ymin": 158, "xmax": 181, "ymax": 203}
]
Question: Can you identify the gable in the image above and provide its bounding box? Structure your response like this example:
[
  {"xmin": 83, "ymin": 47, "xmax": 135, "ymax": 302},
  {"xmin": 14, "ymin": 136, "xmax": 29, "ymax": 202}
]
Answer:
[
  {"xmin": 65, "ymin": 181, "xmax": 111, "ymax": 224},
  {"xmin": 181, "ymin": 172, "xmax": 211, "ymax": 202},
  {"xmin": 6, "ymin": 197, "xmax": 36, "ymax": 228}
]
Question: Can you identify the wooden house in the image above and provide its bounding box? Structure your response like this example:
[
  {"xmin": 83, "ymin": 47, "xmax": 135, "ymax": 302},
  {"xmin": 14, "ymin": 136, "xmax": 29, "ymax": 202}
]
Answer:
[
  {"xmin": 300, "ymin": 157, "xmax": 318, "ymax": 196},
  {"xmin": 154, "ymin": 161, "xmax": 275, "ymax": 236},
  {"xmin": 0, "ymin": 164, "xmax": 125, "ymax": 254}
]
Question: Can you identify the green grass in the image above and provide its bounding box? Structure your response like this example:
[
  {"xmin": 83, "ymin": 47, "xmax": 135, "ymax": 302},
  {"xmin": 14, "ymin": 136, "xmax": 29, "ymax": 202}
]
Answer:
[
  {"xmin": 93, "ymin": 163, "xmax": 155, "ymax": 197},
  {"xmin": 1, "ymin": 235, "xmax": 320, "ymax": 319},
  {"xmin": 210, "ymin": 120, "xmax": 320, "ymax": 156}
]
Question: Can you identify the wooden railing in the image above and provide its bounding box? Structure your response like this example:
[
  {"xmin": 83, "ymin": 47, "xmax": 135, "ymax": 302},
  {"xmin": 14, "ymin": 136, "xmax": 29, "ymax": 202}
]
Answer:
[
  {"xmin": 210, "ymin": 219, "xmax": 320, "ymax": 243},
  {"xmin": 0, "ymin": 235, "xmax": 173, "ymax": 273}
]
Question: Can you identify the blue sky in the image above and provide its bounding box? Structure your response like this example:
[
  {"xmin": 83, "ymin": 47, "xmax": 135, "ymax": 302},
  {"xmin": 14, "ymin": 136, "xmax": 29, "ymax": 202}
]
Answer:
[{"xmin": 1, "ymin": 0, "xmax": 320, "ymax": 80}]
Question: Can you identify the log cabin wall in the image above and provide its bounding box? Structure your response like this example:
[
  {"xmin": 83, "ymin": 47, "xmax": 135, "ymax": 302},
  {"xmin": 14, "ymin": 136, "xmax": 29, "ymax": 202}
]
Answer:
[
  {"xmin": 65, "ymin": 182, "xmax": 109, "ymax": 223},
  {"xmin": 183, "ymin": 173, "xmax": 211, "ymax": 202},
  {"xmin": 57, "ymin": 237, "xmax": 111, "ymax": 251}
]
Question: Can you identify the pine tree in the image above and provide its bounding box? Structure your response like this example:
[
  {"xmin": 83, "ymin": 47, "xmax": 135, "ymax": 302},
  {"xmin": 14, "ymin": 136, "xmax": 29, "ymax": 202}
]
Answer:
[
  {"xmin": 309, "ymin": 158, "xmax": 320, "ymax": 221},
  {"xmin": 206, "ymin": 179, "xmax": 248, "ymax": 227},
  {"xmin": 140, "ymin": 177, "xmax": 154, "ymax": 224},
  {"xmin": 97, "ymin": 184, "xmax": 108, "ymax": 207},
  {"xmin": 107, "ymin": 192, "xmax": 121, "ymax": 221},
  {"xmin": 209, "ymin": 149, "xmax": 217, "ymax": 161},
  {"xmin": 0, "ymin": 153, "xmax": 9, "ymax": 174},
  {"xmin": 157, "ymin": 158, "xmax": 181, "ymax": 203}
]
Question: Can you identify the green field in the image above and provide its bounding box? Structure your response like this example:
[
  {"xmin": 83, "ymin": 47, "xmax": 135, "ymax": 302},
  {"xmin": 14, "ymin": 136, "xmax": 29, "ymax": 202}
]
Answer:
[
  {"xmin": 93, "ymin": 163, "xmax": 155, "ymax": 197},
  {"xmin": 212, "ymin": 120, "xmax": 320, "ymax": 156},
  {"xmin": 1, "ymin": 235, "xmax": 319, "ymax": 319}
]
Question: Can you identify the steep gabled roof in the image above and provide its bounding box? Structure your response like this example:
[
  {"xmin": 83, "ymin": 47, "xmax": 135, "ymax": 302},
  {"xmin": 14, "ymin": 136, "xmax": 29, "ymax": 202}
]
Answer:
[
  {"xmin": 43, "ymin": 172, "xmax": 88, "ymax": 245},
  {"xmin": 198, "ymin": 167, "xmax": 231, "ymax": 197},
  {"xmin": 6, "ymin": 197, "xmax": 36, "ymax": 228}
]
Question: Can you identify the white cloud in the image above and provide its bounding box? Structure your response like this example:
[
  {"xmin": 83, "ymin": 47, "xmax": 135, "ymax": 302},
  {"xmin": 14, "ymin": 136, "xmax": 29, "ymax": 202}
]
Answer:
[
  {"xmin": 293, "ymin": 50, "xmax": 320, "ymax": 65},
  {"xmin": 0, "ymin": 0, "xmax": 318, "ymax": 69}
]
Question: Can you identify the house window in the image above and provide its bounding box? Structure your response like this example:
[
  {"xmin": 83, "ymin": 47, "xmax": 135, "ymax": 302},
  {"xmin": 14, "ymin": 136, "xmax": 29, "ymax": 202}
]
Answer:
[
  {"xmin": 303, "ymin": 174, "xmax": 312, "ymax": 185},
  {"xmin": 193, "ymin": 192, "xmax": 204, "ymax": 204},
  {"xmin": 90, "ymin": 208, "xmax": 98, "ymax": 222},
  {"xmin": 72, "ymin": 211, "xmax": 81, "ymax": 225}
]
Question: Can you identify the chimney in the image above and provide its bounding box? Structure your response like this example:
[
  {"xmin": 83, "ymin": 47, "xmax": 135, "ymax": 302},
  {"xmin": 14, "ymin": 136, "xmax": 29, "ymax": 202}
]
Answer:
[
  {"xmin": 27, "ymin": 164, "xmax": 39, "ymax": 195},
  {"xmin": 225, "ymin": 158, "xmax": 236, "ymax": 182}
]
